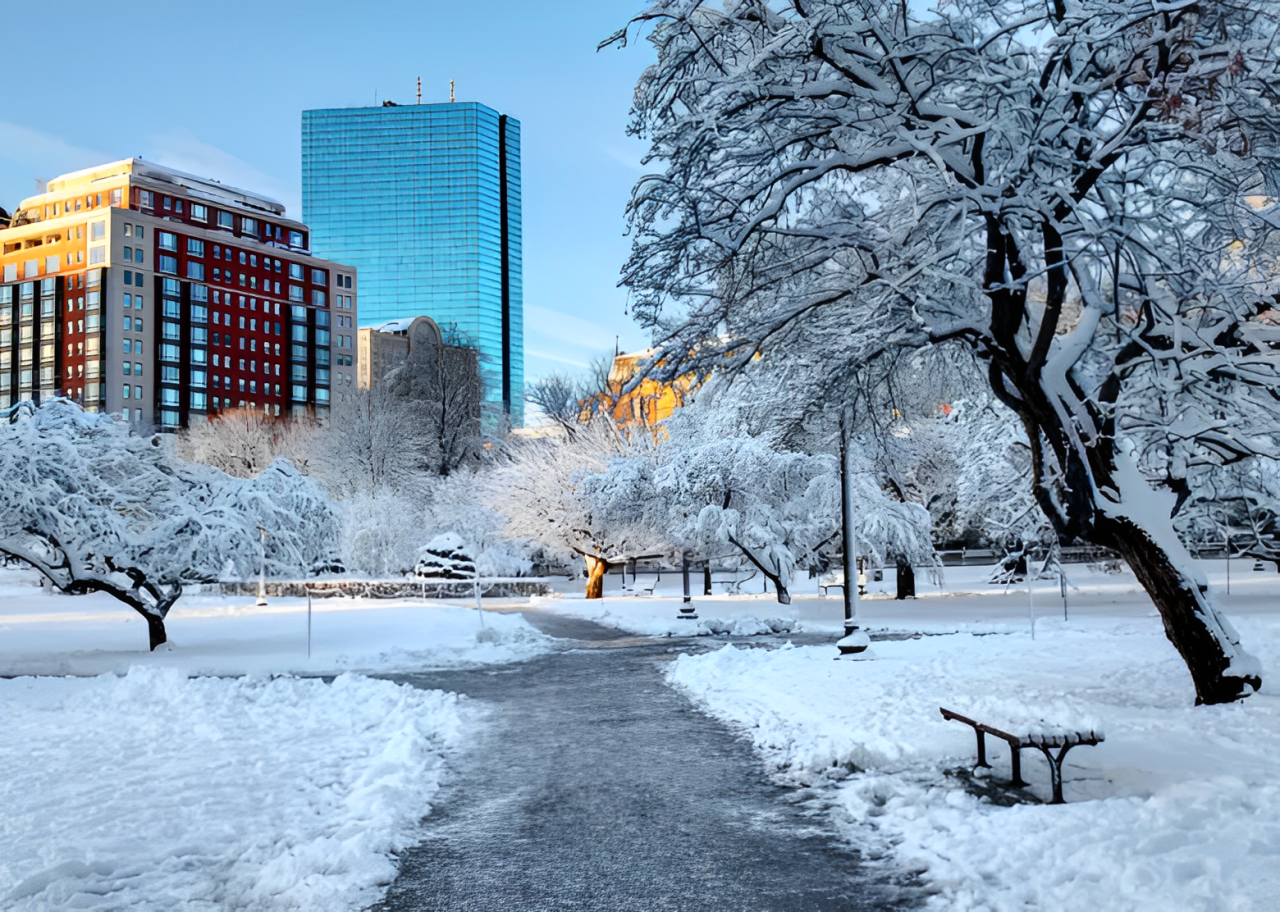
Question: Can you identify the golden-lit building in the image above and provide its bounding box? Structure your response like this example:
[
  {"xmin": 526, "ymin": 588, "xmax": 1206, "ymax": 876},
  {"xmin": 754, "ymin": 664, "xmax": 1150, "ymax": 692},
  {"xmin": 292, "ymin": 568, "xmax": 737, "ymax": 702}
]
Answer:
[{"xmin": 596, "ymin": 347, "xmax": 697, "ymax": 430}]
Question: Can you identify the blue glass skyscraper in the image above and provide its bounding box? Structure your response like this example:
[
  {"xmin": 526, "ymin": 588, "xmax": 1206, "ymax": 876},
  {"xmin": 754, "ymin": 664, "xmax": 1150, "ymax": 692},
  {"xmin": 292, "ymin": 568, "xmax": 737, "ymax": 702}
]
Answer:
[{"xmin": 302, "ymin": 102, "xmax": 523, "ymax": 424}]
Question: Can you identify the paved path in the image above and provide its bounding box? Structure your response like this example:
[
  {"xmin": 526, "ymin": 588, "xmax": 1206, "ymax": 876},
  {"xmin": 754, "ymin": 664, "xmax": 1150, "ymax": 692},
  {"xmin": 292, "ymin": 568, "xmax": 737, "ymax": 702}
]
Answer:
[{"xmin": 372, "ymin": 613, "xmax": 915, "ymax": 911}]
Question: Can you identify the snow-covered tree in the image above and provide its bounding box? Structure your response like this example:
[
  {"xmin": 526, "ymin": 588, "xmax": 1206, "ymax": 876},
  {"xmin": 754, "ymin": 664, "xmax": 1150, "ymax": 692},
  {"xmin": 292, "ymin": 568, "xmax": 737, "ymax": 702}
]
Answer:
[
  {"xmin": 485, "ymin": 420, "xmax": 663, "ymax": 597},
  {"xmin": 612, "ymin": 0, "xmax": 1280, "ymax": 702},
  {"xmin": 176, "ymin": 408, "xmax": 316, "ymax": 479},
  {"xmin": 583, "ymin": 408, "xmax": 936, "ymax": 603},
  {"xmin": 0, "ymin": 400, "xmax": 336, "ymax": 649}
]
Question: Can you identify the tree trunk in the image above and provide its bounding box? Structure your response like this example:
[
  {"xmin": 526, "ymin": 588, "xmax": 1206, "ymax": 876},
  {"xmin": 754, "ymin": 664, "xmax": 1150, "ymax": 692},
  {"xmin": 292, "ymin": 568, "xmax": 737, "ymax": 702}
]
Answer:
[
  {"xmin": 1097, "ymin": 513, "xmax": 1260, "ymax": 704},
  {"xmin": 726, "ymin": 534, "xmax": 792, "ymax": 605},
  {"xmin": 703, "ymin": 563, "xmax": 712, "ymax": 596},
  {"xmin": 143, "ymin": 611, "xmax": 168, "ymax": 651},
  {"xmin": 895, "ymin": 557, "xmax": 915, "ymax": 600},
  {"xmin": 584, "ymin": 554, "xmax": 607, "ymax": 600}
]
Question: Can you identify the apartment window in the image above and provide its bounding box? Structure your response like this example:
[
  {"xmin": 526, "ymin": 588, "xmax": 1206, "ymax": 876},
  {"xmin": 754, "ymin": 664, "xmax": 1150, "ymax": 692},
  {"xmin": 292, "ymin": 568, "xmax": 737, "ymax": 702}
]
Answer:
[
  {"xmin": 160, "ymin": 389, "xmax": 179, "ymax": 407},
  {"xmin": 217, "ymin": 211, "xmax": 233, "ymax": 229},
  {"xmin": 162, "ymin": 366, "xmax": 179, "ymax": 383},
  {"xmin": 123, "ymin": 247, "xmax": 132, "ymax": 263},
  {"xmin": 250, "ymin": 254, "xmax": 258, "ymax": 268},
  {"xmin": 192, "ymin": 327, "xmax": 208, "ymax": 345},
  {"xmin": 123, "ymin": 384, "xmax": 131, "ymax": 400},
  {"xmin": 110, "ymin": 189, "xmax": 123, "ymax": 206},
  {"xmin": 124, "ymin": 293, "xmax": 132, "ymax": 309},
  {"xmin": 191, "ymin": 347, "xmax": 206, "ymax": 365},
  {"xmin": 289, "ymin": 230, "xmax": 304, "ymax": 247},
  {"xmin": 241, "ymin": 218, "xmax": 257, "ymax": 237},
  {"xmin": 163, "ymin": 300, "xmax": 180, "ymax": 319},
  {"xmin": 122, "ymin": 339, "xmax": 132, "ymax": 355},
  {"xmin": 188, "ymin": 239, "xmax": 204, "ymax": 257},
  {"xmin": 273, "ymin": 281, "xmax": 281, "ymax": 295},
  {"xmin": 238, "ymin": 274, "xmax": 246, "ymax": 287},
  {"xmin": 292, "ymin": 386, "xmax": 307, "ymax": 402},
  {"xmin": 315, "ymin": 329, "xmax": 330, "ymax": 347},
  {"xmin": 249, "ymin": 381, "xmax": 257, "ymax": 395},
  {"xmin": 249, "ymin": 319, "xmax": 256, "ymax": 332},
  {"xmin": 291, "ymin": 344, "xmax": 307, "ymax": 361},
  {"xmin": 190, "ymin": 304, "xmax": 207, "ymax": 323},
  {"xmin": 191, "ymin": 285, "xmax": 208, "ymax": 303},
  {"xmin": 191, "ymin": 204, "xmax": 207, "ymax": 221},
  {"xmin": 249, "ymin": 276, "xmax": 257, "ymax": 290},
  {"xmin": 175, "ymin": 200, "xmax": 184, "ymax": 214},
  {"xmin": 90, "ymin": 221, "xmax": 105, "ymax": 241},
  {"xmin": 134, "ymin": 318, "xmax": 143, "ymax": 332},
  {"xmin": 289, "ymin": 285, "xmax": 303, "ymax": 302},
  {"xmin": 190, "ymin": 370, "xmax": 206, "ymax": 388},
  {"xmin": 162, "ymin": 323, "xmax": 180, "ymax": 341},
  {"xmin": 238, "ymin": 378, "xmax": 246, "ymax": 391},
  {"xmin": 311, "ymin": 290, "xmax": 326, "ymax": 308},
  {"xmin": 187, "ymin": 262, "xmax": 205, "ymax": 281},
  {"xmin": 291, "ymin": 325, "xmax": 308, "ymax": 342},
  {"xmin": 134, "ymin": 249, "xmax": 144, "ymax": 265},
  {"xmin": 136, "ymin": 226, "xmax": 145, "ymax": 240},
  {"xmin": 123, "ymin": 316, "xmax": 132, "ymax": 331},
  {"xmin": 315, "ymin": 310, "xmax": 330, "ymax": 328},
  {"xmin": 134, "ymin": 273, "xmax": 144, "ymax": 288},
  {"xmin": 159, "ymin": 255, "xmax": 178, "ymax": 275},
  {"xmin": 89, "ymin": 246, "xmax": 105, "ymax": 265},
  {"xmin": 158, "ymin": 232, "xmax": 177, "ymax": 252},
  {"xmin": 135, "ymin": 362, "xmax": 142, "ymax": 375},
  {"xmin": 160, "ymin": 344, "xmax": 180, "ymax": 362},
  {"xmin": 315, "ymin": 368, "xmax": 330, "ymax": 386},
  {"xmin": 160, "ymin": 409, "xmax": 179, "ymax": 428},
  {"xmin": 163, "ymin": 196, "xmax": 172, "ymax": 211}
]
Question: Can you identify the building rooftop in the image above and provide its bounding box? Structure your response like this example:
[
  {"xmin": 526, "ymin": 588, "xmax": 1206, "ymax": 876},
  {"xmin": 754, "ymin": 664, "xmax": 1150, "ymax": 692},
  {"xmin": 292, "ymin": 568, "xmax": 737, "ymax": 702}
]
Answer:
[{"xmin": 22, "ymin": 158, "xmax": 288, "ymax": 219}]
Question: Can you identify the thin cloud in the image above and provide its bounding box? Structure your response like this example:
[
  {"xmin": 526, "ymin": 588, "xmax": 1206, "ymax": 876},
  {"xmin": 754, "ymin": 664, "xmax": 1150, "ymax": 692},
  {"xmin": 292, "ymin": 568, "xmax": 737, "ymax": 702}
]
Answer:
[
  {"xmin": 524, "ymin": 304, "xmax": 620, "ymax": 349},
  {"xmin": 143, "ymin": 130, "xmax": 299, "ymax": 216}
]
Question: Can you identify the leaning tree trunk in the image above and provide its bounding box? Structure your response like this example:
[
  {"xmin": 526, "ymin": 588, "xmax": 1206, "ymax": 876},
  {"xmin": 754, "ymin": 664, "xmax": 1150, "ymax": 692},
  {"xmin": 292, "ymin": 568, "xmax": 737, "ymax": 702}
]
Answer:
[
  {"xmin": 139, "ymin": 609, "xmax": 168, "ymax": 651},
  {"xmin": 726, "ymin": 534, "xmax": 791, "ymax": 605},
  {"xmin": 1093, "ymin": 510, "xmax": 1260, "ymax": 705},
  {"xmin": 583, "ymin": 554, "xmax": 607, "ymax": 600}
]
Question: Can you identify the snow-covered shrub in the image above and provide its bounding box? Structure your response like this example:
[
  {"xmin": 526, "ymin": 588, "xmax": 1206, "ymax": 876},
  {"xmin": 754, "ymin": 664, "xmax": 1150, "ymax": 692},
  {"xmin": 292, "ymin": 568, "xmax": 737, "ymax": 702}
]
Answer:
[{"xmin": 414, "ymin": 533, "xmax": 477, "ymax": 580}]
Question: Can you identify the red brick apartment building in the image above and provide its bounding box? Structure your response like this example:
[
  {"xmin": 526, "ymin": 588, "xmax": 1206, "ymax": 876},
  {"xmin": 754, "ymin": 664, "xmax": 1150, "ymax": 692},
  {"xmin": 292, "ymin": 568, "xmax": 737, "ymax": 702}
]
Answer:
[{"xmin": 0, "ymin": 159, "xmax": 357, "ymax": 428}]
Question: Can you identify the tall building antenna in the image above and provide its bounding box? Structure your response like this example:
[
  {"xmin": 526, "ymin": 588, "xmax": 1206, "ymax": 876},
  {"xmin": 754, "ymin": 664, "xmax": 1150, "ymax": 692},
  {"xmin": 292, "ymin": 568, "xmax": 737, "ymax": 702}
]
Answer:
[
  {"xmin": 450, "ymin": 79, "xmax": 455, "ymax": 103},
  {"xmin": 417, "ymin": 76, "xmax": 421, "ymax": 104}
]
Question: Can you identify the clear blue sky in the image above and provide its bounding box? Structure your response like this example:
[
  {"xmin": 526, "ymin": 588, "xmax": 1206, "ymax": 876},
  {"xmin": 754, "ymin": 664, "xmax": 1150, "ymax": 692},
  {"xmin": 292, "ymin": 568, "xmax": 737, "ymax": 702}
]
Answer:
[{"xmin": 0, "ymin": 0, "xmax": 655, "ymax": 386}]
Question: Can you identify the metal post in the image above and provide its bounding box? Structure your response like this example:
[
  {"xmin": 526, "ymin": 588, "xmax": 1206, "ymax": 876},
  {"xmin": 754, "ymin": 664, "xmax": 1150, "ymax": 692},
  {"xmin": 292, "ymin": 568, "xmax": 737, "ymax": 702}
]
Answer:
[
  {"xmin": 837, "ymin": 410, "xmax": 869, "ymax": 656},
  {"xmin": 256, "ymin": 527, "xmax": 269, "ymax": 607},
  {"xmin": 474, "ymin": 574, "xmax": 486, "ymax": 627},
  {"xmin": 307, "ymin": 591, "xmax": 312, "ymax": 659},
  {"xmin": 1029, "ymin": 570, "xmax": 1036, "ymax": 640}
]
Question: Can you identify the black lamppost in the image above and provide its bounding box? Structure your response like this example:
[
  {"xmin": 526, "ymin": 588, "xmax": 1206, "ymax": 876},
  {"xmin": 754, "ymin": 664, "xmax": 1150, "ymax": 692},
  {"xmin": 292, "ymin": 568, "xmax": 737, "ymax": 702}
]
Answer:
[
  {"xmin": 838, "ymin": 411, "xmax": 869, "ymax": 656},
  {"xmin": 679, "ymin": 552, "xmax": 698, "ymax": 620}
]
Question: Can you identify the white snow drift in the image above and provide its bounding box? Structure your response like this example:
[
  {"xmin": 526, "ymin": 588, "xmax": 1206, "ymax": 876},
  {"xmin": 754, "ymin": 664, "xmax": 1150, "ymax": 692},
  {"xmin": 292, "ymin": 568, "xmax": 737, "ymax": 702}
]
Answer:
[{"xmin": 0, "ymin": 668, "xmax": 466, "ymax": 911}]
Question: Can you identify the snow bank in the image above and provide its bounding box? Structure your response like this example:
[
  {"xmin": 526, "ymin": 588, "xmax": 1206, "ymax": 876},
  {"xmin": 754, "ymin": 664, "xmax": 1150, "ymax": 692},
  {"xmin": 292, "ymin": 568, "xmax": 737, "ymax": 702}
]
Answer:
[
  {"xmin": 0, "ymin": 668, "xmax": 466, "ymax": 911},
  {"xmin": 668, "ymin": 614, "xmax": 1280, "ymax": 911}
]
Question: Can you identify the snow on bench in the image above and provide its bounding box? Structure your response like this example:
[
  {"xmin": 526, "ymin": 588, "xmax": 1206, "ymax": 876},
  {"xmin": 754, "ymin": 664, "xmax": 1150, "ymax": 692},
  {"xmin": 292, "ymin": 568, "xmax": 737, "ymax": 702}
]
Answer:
[{"xmin": 940, "ymin": 700, "xmax": 1105, "ymax": 804}]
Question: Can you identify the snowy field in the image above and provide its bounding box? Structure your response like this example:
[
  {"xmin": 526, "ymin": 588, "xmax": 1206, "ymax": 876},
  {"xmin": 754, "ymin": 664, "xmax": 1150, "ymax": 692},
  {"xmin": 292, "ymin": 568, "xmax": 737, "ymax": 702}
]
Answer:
[
  {"xmin": 1, "ymin": 669, "xmax": 466, "ymax": 911},
  {"xmin": 666, "ymin": 560, "xmax": 1280, "ymax": 912},
  {"xmin": 0, "ymin": 567, "xmax": 552, "ymax": 677},
  {"xmin": 0, "ymin": 566, "xmax": 555, "ymax": 911}
]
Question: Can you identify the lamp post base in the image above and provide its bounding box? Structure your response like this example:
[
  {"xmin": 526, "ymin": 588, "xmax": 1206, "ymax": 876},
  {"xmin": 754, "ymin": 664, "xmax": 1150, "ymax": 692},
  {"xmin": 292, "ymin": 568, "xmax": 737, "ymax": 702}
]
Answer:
[
  {"xmin": 836, "ymin": 626, "xmax": 870, "ymax": 657},
  {"xmin": 678, "ymin": 603, "xmax": 699, "ymax": 620}
]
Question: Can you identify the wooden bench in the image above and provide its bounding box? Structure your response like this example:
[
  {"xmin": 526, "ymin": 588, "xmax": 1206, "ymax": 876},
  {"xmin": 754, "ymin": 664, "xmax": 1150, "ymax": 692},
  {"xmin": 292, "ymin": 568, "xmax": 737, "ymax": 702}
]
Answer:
[{"xmin": 939, "ymin": 706, "xmax": 1104, "ymax": 804}]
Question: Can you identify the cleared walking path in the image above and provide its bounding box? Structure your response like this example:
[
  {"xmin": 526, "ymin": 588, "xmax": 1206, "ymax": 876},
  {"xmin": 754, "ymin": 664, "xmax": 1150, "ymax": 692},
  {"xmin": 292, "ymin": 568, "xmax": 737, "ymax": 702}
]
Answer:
[{"xmin": 372, "ymin": 613, "xmax": 915, "ymax": 911}]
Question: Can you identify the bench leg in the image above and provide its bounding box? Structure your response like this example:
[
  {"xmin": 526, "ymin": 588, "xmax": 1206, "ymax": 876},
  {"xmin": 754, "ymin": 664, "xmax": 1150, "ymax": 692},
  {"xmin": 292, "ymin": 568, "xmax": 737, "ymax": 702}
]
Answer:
[
  {"xmin": 974, "ymin": 730, "xmax": 990, "ymax": 769},
  {"xmin": 1009, "ymin": 746, "xmax": 1027, "ymax": 788},
  {"xmin": 1037, "ymin": 744, "xmax": 1076, "ymax": 804}
]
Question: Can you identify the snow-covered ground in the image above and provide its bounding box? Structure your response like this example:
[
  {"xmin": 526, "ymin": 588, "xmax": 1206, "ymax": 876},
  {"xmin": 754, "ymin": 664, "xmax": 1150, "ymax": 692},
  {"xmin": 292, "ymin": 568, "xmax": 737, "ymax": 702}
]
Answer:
[
  {"xmin": 0, "ymin": 566, "xmax": 555, "ymax": 911},
  {"xmin": 1, "ymin": 669, "xmax": 466, "ymax": 911},
  {"xmin": 536, "ymin": 558, "xmax": 1236, "ymax": 638},
  {"xmin": 0, "ymin": 567, "xmax": 552, "ymax": 677},
  {"xmin": 666, "ymin": 560, "xmax": 1280, "ymax": 912}
]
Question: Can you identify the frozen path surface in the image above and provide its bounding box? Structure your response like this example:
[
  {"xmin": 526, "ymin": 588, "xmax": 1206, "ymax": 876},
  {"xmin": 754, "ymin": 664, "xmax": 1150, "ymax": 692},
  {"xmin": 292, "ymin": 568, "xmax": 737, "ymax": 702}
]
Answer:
[{"xmin": 373, "ymin": 613, "xmax": 914, "ymax": 912}]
